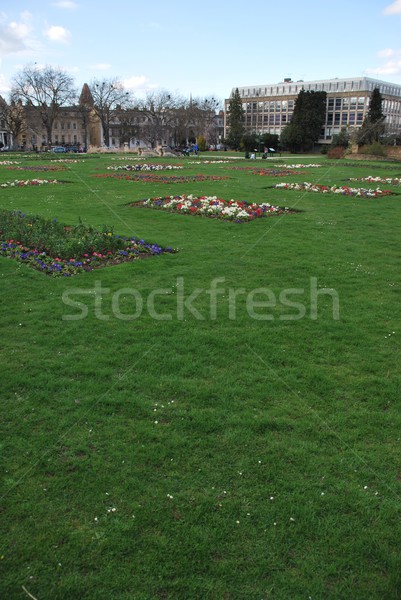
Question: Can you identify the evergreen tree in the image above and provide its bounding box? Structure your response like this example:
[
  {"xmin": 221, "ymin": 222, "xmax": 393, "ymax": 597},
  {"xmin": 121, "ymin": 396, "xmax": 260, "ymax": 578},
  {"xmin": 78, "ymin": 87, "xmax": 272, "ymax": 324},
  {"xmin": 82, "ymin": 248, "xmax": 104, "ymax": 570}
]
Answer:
[
  {"xmin": 356, "ymin": 87, "xmax": 385, "ymax": 145},
  {"xmin": 225, "ymin": 88, "xmax": 245, "ymax": 150},
  {"xmin": 280, "ymin": 89, "xmax": 326, "ymax": 152}
]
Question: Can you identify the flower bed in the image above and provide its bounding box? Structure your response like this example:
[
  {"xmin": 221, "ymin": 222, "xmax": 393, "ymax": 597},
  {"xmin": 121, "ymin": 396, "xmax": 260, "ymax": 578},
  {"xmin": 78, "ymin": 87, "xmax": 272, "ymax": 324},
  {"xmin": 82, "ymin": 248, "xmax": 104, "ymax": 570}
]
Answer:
[
  {"xmin": 188, "ymin": 160, "xmax": 233, "ymax": 164},
  {"xmin": 106, "ymin": 163, "xmax": 183, "ymax": 171},
  {"xmin": 131, "ymin": 195, "xmax": 297, "ymax": 222},
  {"xmin": 0, "ymin": 178, "xmax": 65, "ymax": 188},
  {"xmin": 92, "ymin": 173, "xmax": 228, "ymax": 184},
  {"xmin": 0, "ymin": 210, "xmax": 176, "ymax": 276},
  {"xmin": 230, "ymin": 167, "xmax": 297, "ymax": 176},
  {"xmin": 0, "ymin": 160, "xmax": 21, "ymax": 165},
  {"xmin": 348, "ymin": 176, "xmax": 401, "ymax": 185},
  {"xmin": 250, "ymin": 169, "xmax": 299, "ymax": 176},
  {"xmin": 279, "ymin": 163, "xmax": 322, "ymax": 168},
  {"xmin": 6, "ymin": 165, "xmax": 68, "ymax": 172},
  {"xmin": 273, "ymin": 182, "xmax": 396, "ymax": 197}
]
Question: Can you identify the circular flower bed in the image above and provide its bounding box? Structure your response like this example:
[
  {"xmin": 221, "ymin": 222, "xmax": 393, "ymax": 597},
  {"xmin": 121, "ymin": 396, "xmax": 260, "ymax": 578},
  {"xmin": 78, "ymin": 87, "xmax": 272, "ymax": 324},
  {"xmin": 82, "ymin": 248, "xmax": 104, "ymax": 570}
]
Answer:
[
  {"xmin": 348, "ymin": 176, "xmax": 401, "ymax": 185},
  {"xmin": 131, "ymin": 195, "xmax": 297, "ymax": 222},
  {"xmin": 6, "ymin": 165, "xmax": 68, "ymax": 172},
  {"xmin": 0, "ymin": 178, "xmax": 64, "ymax": 188},
  {"xmin": 107, "ymin": 163, "xmax": 183, "ymax": 171},
  {"xmin": 273, "ymin": 182, "xmax": 395, "ymax": 197},
  {"xmin": 92, "ymin": 173, "xmax": 228, "ymax": 184},
  {"xmin": 188, "ymin": 160, "xmax": 233, "ymax": 164}
]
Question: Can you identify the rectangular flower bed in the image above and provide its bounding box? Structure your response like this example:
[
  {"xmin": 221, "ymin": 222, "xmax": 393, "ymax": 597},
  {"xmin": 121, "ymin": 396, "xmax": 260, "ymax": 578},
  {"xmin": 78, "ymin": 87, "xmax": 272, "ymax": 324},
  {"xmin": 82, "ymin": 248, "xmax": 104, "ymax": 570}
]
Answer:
[{"xmin": 0, "ymin": 209, "xmax": 176, "ymax": 276}]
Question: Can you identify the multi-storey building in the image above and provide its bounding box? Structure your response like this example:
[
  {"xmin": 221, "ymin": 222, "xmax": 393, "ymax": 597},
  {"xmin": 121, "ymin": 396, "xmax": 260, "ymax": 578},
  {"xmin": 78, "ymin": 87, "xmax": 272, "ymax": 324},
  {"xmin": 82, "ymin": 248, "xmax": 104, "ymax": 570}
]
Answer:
[
  {"xmin": 1, "ymin": 84, "xmax": 224, "ymax": 152},
  {"xmin": 224, "ymin": 76, "xmax": 401, "ymax": 145}
]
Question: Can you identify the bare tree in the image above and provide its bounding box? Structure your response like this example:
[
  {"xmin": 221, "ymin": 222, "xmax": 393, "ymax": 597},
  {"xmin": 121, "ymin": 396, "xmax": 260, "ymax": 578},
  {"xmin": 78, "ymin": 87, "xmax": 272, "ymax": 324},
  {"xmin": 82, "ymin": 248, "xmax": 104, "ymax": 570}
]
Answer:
[
  {"xmin": 0, "ymin": 97, "xmax": 27, "ymax": 149},
  {"xmin": 138, "ymin": 90, "xmax": 183, "ymax": 148},
  {"xmin": 172, "ymin": 95, "xmax": 222, "ymax": 147},
  {"xmin": 11, "ymin": 64, "xmax": 77, "ymax": 146},
  {"xmin": 191, "ymin": 96, "xmax": 221, "ymax": 143},
  {"xmin": 89, "ymin": 78, "xmax": 131, "ymax": 147}
]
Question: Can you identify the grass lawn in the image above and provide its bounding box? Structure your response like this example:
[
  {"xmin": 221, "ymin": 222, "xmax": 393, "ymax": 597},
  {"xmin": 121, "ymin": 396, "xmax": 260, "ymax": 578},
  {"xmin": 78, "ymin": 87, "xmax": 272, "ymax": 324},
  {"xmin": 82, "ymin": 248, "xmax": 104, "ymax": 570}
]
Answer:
[{"xmin": 1, "ymin": 151, "xmax": 401, "ymax": 599}]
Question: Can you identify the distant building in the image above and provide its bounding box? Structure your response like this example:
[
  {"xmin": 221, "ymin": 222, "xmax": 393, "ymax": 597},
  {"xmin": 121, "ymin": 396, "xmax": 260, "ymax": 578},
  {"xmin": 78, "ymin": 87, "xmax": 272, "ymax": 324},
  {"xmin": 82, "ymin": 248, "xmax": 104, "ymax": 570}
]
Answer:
[
  {"xmin": 224, "ymin": 76, "xmax": 401, "ymax": 144},
  {"xmin": 1, "ymin": 83, "xmax": 224, "ymax": 152}
]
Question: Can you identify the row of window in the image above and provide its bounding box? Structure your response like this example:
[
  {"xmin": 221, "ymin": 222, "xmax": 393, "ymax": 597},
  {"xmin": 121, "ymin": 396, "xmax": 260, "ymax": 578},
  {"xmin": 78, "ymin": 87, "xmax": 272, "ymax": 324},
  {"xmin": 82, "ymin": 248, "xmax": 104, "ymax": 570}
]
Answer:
[
  {"xmin": 246, "ymin": 115, "xmax": 291, "ymax": 126},
  {"xmin": 328, "ymin": 97, "xmax": 366, "ymax": 110},
  {"xmin": 29, "ymin": 134, "xmax": 78, "ymax": 144},
  {"xmin": 327, "ymin": 112, "xmax": 365, "ymax": 125},
  {"xmin": 53, "ymin": 122, "xmax": 77, "ymax": 130},
  {"xmin": 243, "ymin": 97, "xmax": 369, "ymax": 113},
  {"xmin": 244, "ymin": 100, "xmax": 295, "ymax": 112}
]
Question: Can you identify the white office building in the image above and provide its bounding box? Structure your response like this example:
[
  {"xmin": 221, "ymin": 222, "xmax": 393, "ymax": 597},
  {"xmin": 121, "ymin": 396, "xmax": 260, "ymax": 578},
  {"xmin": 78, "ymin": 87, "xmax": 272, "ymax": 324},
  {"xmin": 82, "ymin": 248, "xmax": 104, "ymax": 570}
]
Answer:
[{"xmin": 224, "ymin": 76, "xmax": 401, "ymax": 144}]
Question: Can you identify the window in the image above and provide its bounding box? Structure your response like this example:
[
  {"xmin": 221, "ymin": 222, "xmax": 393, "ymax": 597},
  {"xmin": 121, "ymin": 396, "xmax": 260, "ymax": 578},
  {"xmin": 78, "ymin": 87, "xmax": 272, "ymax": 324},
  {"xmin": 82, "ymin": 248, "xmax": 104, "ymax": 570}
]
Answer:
[
  {"xmin": 54, "ymin": 122, "xmax": 58, "ymax": 129},
  {"xmin": 350, "ymin": 97, "xmax": 357, "ymax": 108},
  {"xmin": 334, "ymin": 113, "xmax": 340, "ymax": 125},
  {"xmin": 357, "ymin": 112, "xmax": 364, "ymax": 123},
  {"xmin": 269, "ymin": 114, "xmax": 274, "ymax": 125},
  {"xmin": 349, "ymin": 113, "xmax": 355, "ymax": 124},
  {"xmin": 341, "ymin": 113, "xmax": 348, "ymax": 125},
  {"xmin": 328, "ymin": 98, "xmax": 334, "ymax": 109},
  {"xmin": 281, "ymin": 114, "xmax": 287, "ymax": 123},
  {"xmin": 327, "ymin": 113, "xmax": 334, "ymax": 125},
  {"xmin": 335, "ymin": 98, "xmax": 341, "ymax": 109},
  {"xmin": 358, "ymin": 97, "xmax": 364, "ymax": 108},
  {"xmin": 67, "ymin": 122, "xmax": 71, "ymax": 129},
  {"xmin": 73, "ymin": 123, "xmax": 77, "ymax": 129},
  {"xmin": 342, "ymin": 97, "xmax": 349, "ymax": 110}
]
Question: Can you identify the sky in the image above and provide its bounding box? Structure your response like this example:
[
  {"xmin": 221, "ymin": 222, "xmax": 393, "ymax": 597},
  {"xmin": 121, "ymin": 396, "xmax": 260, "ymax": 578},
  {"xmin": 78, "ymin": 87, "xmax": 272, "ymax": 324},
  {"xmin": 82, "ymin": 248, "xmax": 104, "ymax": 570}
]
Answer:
[{"xmin": 1, "ymin": 0, "xmax": 401, "ymax": 105}]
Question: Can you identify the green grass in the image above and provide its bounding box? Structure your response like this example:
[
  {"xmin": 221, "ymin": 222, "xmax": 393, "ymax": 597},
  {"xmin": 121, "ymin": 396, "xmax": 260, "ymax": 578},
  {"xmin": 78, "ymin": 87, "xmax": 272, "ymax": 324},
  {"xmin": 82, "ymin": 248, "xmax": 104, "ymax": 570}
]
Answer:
[{"xmin": 1, "ymin": 152, "xmax": 401, "ymax": 599}]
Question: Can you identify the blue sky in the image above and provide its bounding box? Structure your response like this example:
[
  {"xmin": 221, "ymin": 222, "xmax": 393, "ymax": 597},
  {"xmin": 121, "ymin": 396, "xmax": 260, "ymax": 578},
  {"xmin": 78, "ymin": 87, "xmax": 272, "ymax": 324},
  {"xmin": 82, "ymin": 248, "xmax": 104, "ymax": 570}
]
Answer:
[{"xmin": 1, "ymin": 0, "xmax": 401, "ymax": 104}]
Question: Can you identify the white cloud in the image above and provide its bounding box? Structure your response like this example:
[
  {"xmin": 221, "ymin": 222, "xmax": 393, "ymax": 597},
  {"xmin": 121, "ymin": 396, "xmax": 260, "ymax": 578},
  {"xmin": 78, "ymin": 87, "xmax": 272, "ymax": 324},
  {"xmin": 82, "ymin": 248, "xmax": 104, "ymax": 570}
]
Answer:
[
  {"xmin": 44, "ymin": 25, "xmax": 71, "ymax": 43},
  {"xmin": 378, "ymin": 48, "xmax": 394, "ymax": 58},
  {"xmin": 0, "ymin": 11, "xmax": 38, "ymax": 58},
  {"xmin": 122, "ymin": 75, "xmax": 159, "ymax": 93},
  {"xmin": 90, "ymin": 63, "xmax": 111, "ymax": 71},
  {"xmin": 52, "ymin": 1, "xmax": 78, "ymax": 8},
  {"xmin": 365, "ymin": 60, "xmax": 401, "ymax": 77},
  {"xmin": 383, "ymin": 0, "xmax": 401, "ymax": 14},
  {"xmin": 365, "ymin": 48, "xmax": 401, "ymax": 78}
]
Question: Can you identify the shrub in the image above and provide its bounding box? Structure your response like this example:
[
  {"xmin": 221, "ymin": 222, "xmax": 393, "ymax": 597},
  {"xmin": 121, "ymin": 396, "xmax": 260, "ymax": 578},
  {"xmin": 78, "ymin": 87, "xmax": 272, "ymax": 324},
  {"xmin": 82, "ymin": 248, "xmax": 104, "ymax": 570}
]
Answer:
[
  {"xmin": 197, "ymin": 136, "xmax": 207, "ymax": 152},
  {"xmin": 359, "ymin": 142, "xmax": 387, "ymax": 157},
  {"xmin": 327, "ymin": 147, "xmax": 346, "ymax": 159}
]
